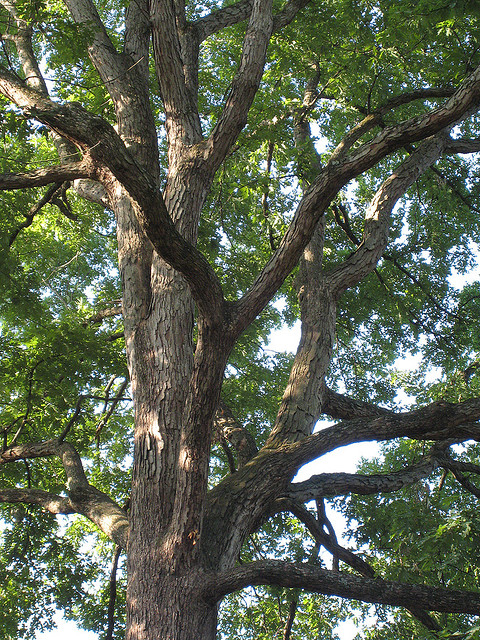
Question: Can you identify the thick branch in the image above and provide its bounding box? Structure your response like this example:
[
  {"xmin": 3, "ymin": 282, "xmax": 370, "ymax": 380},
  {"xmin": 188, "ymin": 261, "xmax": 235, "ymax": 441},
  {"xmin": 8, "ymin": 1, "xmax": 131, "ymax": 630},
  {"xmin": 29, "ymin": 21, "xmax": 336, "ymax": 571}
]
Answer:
[
  {"xmin": 322, "ymin": 387, "xmax": 393, "ymax": 420},
  {"xmin": 289, "ymin": 399, "xmax": 480, "ymax": 472},
  {"xmin": 86, "ymin": 302, "xmax": 123, "ymax": 325},
  {"xmin": 445, "ymin": 137, "xmax": 480, "ymax": 154},
  {"xmin": 196, "ymin": 0, "xmax": 307, "ymax": 42},
  {"xmin": 230, "ymin": 63, "xmax": 480, "ymax": 335},
  {"xmin": 214, "ymin": 400, "xmax": 258, "ymax": 469},
  {"xmin": 203, "ymin": 399, "xmax": 480, "ymax": 571},
  {"xmin": 71, "ymin": 177, "xmax": 110, "ymax": 207},
  {"xmin": 206, "ymin": 0, "xmax": 273, "ymax": 172},
  {"xmin": 150, "ymin": 0, "xmax": 202, "ymax": 152},
  {"xmin": 285, "ymin": 457, "xmax": 439, "ymax": 503},
  {"xmin": 0, "ymin": 162, "xmax": 93, "ymax": 190},
  {"xmin": 195, "ymin": 0, "xmax": 252, "ymax": 41},
  {"xmin": 0, "ymin": 0, "xmax": 48, "ymax": 93},
  {"xmin": 62, "ymin": 0, "xmax": 128, "ymax": 105},
  {"xmin": 0, "ymin": 439, "xmax": 129, "ymax": 547},
  {"xmin": 265, "ymin": 233, "xmax": 333, "ymax": 445},
  {"xmin": 327, "ymin": 131, "xmax": 450, "ymax": 297},
  {"xmin": 124, "ymin": 0, "xmax": 151, "ymax": 82},
  {"xmin": 206, "ymin": 560, "xmax": 480, "ymax": 614},
  {"xmin": 64, "ymin": 0, "xmax": 159, "ymax": 171},
  {"xmin": 378, "ymin": 87, "xmax": 457, "ymax": 114},
  {"xmin": 333, "ymin": 87, "xmax": 456, "ymax": 161},
  {"xmin": 0, "ymin": 488, "xmax": 75, "ymax": 514}
]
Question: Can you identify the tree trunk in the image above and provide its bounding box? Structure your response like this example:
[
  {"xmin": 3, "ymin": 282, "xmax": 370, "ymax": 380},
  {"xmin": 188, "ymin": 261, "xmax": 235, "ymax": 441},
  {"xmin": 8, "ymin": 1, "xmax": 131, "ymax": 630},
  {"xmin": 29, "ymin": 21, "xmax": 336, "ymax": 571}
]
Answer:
[
  {"xmin": 116, "ymin": 147, "xmax": 222, "ymax": 637},
  {"xmin": 126, "ymin": 571, "xmax": 218, "ymax": 640}
]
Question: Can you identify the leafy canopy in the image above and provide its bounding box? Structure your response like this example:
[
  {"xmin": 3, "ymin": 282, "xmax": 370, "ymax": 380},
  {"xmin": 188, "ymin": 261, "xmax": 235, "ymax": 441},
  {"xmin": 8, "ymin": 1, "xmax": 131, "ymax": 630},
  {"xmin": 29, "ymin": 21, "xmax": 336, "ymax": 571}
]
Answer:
[{"xmin": 2, "ymin": 0, "xmax": 480, "ymax": 638}]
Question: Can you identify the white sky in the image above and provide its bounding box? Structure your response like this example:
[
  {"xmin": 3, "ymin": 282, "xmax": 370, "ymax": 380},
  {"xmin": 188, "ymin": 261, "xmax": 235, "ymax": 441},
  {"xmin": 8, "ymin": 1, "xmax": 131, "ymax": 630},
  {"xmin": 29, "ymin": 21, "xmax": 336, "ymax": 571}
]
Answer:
[{"xmin": 35, "ymin": 615, "xmax": 96, "ymax": 639}]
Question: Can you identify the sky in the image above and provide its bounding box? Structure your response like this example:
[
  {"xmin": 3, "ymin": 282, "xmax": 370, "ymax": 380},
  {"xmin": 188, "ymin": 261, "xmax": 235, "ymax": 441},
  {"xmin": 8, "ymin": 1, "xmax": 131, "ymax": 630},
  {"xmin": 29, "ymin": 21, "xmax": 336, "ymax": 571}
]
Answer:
[{"xmin": 36, "ymin": 617, "xmax": 96, "ymax": 640}]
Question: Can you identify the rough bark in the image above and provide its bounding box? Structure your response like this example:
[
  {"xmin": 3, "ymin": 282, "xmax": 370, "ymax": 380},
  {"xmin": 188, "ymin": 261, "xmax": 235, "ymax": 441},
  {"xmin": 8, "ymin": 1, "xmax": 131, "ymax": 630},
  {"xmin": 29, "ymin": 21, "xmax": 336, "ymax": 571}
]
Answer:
[
  {"xmin": 3, "ymin": 1, "xmax": 480, "ymax": 638},
  {"xmin": 206, "ymin": 560, "xmax": 480, "ymax": 614}
]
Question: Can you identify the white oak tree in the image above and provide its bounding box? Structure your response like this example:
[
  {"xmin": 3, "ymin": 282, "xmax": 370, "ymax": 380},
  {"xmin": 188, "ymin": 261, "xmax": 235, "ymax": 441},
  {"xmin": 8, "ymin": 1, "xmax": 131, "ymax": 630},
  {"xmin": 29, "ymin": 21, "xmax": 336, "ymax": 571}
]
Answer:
[{"xmin": 2, "ymin": 0, "xmax": 480, "ymax": 638}]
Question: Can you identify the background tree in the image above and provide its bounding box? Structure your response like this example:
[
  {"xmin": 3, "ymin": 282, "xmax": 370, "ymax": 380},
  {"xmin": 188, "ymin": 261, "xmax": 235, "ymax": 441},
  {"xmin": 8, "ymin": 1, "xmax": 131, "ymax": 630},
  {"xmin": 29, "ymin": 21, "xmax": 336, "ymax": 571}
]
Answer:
[{"xmin": 2, "ymin": 0, "xmax": 480, "ymax": 638}]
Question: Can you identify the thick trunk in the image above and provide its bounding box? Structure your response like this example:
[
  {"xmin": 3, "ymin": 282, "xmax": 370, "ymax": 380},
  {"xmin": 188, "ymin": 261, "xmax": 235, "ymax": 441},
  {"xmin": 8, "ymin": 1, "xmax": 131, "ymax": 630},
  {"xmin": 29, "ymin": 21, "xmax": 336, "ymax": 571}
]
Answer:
[
  {"xmin": 116, "ymin": 148, "xmax": 221, "ymax": 637},
  {"xmin": 126, "ymin": 572, "xmax": 218, "ymax": 640},
  {"xmin": 122, "ymin": 231, "xmax": 198, "ymax": 638}
]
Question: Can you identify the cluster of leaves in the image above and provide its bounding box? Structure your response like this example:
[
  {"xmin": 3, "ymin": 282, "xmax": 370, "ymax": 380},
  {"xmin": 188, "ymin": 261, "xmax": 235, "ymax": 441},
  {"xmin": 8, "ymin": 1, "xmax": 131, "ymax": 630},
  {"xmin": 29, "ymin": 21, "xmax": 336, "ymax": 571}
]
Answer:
[
  {"xmin": 334, "ymin": 437, "xmax": 480, "ymax": 636},
  {"xmin": 0, "ymin": 508, "xmax": 97, "ymax": 640}
]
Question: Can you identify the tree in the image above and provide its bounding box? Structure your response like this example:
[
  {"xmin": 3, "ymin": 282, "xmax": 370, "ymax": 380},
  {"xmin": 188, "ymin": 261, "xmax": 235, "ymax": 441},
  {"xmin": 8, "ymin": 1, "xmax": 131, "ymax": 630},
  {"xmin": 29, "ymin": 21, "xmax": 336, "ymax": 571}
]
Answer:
[{"xmin": 2, "ymin": 0, "xmax": 480, "ymax": 638}]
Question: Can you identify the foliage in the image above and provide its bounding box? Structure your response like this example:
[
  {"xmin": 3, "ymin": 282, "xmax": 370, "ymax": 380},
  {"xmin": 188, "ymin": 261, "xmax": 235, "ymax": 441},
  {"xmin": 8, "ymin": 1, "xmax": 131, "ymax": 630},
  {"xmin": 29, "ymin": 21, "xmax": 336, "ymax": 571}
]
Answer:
[{"xmin": 1, "ymin": 0, "xmax": 480, "ymax": 638}]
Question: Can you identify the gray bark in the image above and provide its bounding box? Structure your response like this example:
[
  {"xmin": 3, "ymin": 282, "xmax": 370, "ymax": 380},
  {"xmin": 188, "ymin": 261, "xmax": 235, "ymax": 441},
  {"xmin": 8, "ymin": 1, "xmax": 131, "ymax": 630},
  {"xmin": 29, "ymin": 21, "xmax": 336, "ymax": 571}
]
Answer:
[{"xmin": 2, "ymin": 2, "xmax": 480, "ymax": 638}]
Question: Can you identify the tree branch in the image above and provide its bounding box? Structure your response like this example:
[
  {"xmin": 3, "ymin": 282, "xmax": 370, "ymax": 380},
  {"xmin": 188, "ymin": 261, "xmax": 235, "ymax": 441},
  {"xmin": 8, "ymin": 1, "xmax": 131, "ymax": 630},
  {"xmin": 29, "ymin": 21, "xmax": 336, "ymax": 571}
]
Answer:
[
  {"xmin": 275, "ymin": 498, "xmax": 373, "ymax": 576},
  {"xmin": 284, "ymin": 457, "xmax": 439, "ymax": 503},
  {"xmin": 230, "ymin": 62, "xmax": 480, "ymax": 335},
  {"xmin": 445, "ymin": 137, "xmax": 480, "ymax": 154},
  {"xmin": 214, "ymin": 400, "xmax": 258, "ymax": 469},
  {"xmin": 377, "ymin": 87, "xmax": 457, "ymax": 114},
  {"xmin": 62, "ymin": 0, "xmax": 127, "ymax": 99},
  {"xmin": 0, "ymin": 162, "xmax": 93, "ymax": 190},
  {"xmin": 326, "ymin": 131, "xmax": 451, "ymax": 297},
  {"xmin": 333, "ymin": 87, "xmax": 456, "ymax": 161},
  {"xmin": 206, "ymin": 560, "xmax": 480, "ymax": 614},
  {"xmin": 95, "ymin": 379, "xmax": 130, "ymax": 443},
  {"xmin": 85, "ymin": 301, "xmax": 123, "ymax": 325},
  {"xmin": 0, "ymin": 487, "xmax": 75, "ymax": 514},
  {"xmin": 206, "ymin": 0, "xmax": 274, "ymax": 172},
  {"xmin": 0, "ymin": 0, "xmax": 48, "ymax": 93},
  {"xmin": 195, "ymin": 0, "xmax": 253, "ymax": 41},
  {"xmin": 150, "ymin": 0, "xmax": 202, "ymax": 153},
  {"xmin": 64, "ymin": 0, "xmax": 159, "ymax": 170},
  {"xmin": 0, "ymin": 439, "xmax": 129, "ymax": 548},
  {"xmin": 436, "ymin": 450, "xmax": 480, "ymax": 499},
  {"xmin": 0, "ymin": 2, "xmax": 110, "ymax": 205},
  {"xmin": 289, "ymin": 399, "xmax": 480, "ymax": 473},
  {"xmin": 273, "ymin": 498, "xmax": 448, "ymax": 635},
  {"xmin": 106, "ymin": 545, "xmax": 122, "ymax": 640},
  {"xmin": 195, "ymin": 0, "xmax": 308, "ymax": 42},
  {"xmin": 272, "ymin": 0, "xmax": 310, "ymax": 32},
  {"xmin": 322, "ymin": 386, "xmax": 393, "ymax": 420},
  {"xmin": 8, "ymin": 181, "xmax": 64, "ymax": 247},
  {"xmin": 282, "ymin": 598, "xmax": 297, "ymax": 640}
]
